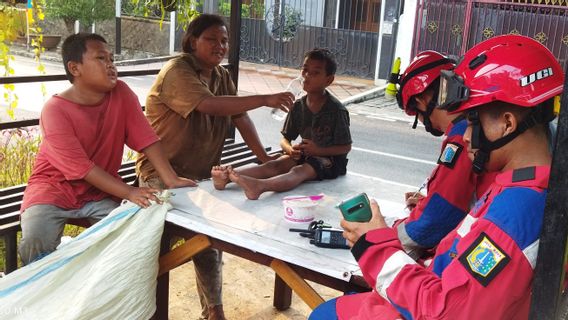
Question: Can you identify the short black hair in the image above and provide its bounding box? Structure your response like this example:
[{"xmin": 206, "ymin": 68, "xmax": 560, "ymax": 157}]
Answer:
[
  {"xmin": 61, "ymin": 32, "xmax": 107, "ymax": 83},
  {"xmin": 478, "ymin": 98, "xmax": 555, "ymax": 136},
  {"xmin": 304, "ymin": 48, "xmax": 337, "ymax": 76},
  {"xmin": 182, "ymin": 14, "xmax": 228, "ymax": 53}
]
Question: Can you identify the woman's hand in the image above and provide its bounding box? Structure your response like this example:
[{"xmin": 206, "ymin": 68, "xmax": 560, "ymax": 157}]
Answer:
[
  {"xmin": 340, "ymin": 199, "xmax": 388, "ymax": 247},
  {"xmin": 265, "ymin": 92, "xmax": 295, "ymax": 112},
  {"xmin": 166, "ymin": 177, "xmax": 198, "ymax": 189}
]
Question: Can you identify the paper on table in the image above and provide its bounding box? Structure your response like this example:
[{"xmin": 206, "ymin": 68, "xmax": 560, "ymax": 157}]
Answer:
[{"xmin": 371, "ymin": 197, "xmax": 410, "ymax": 227}]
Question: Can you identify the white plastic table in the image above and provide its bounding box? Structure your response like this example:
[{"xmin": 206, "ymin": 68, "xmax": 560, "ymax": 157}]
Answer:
[{"xmin": 156, "ymin": 172, "xmax": 408, "ymax": 317}]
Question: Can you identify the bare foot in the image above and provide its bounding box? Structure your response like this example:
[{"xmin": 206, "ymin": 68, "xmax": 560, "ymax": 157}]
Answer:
[
  {"xmin": 211, "ymin": 165, "xmax": 230, "ymax": 190},
  {"xmin": 228, "ymin": 168, "xmax": 263, "ymax": 200}
]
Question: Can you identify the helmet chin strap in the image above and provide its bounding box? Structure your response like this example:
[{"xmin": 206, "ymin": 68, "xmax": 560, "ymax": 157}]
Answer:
[
  {"xmin": 468, "ymin": 106, "xmax": 553, "ymax": 174},
  {"xmin": 414, "ymin": 94, "xmax": 444, "ymax": 137}
]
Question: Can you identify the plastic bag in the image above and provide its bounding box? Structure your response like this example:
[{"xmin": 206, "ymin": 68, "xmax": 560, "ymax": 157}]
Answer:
[{"xmin": 0, "ymin": 197, "xmax": 171, "ymax": 320}]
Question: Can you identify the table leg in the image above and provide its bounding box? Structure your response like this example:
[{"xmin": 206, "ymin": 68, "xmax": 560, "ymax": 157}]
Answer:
[
  {"xmin": 273, "ymin": 274, "xmax": 293, "ymax": 310},
  {"xmin": 270, "ymin": 259, "xmax": 325, "ymax": 310},
  {"xmin": 158, "ymin": 234, "xmax": 212, "ymax": 276}
]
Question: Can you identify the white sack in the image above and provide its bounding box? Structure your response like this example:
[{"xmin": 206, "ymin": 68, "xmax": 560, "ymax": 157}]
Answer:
[{"xmin": 0, "ymin": 199, "xmax": 170, "ymax": 320}]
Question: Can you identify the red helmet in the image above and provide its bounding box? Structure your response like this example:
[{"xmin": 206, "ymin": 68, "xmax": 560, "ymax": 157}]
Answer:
[
  {"xmin": 438, "ymin": 34, "xmax": 564, "ymax": 113},
  {"xmin": 396, "ymin": 50, "xmax": 455, "ymax": 116}
]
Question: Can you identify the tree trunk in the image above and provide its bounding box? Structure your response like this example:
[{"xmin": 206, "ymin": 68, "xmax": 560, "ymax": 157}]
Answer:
[{"xmin": 63, "ymin": 18, "xmax": 75, "ymax": 35}]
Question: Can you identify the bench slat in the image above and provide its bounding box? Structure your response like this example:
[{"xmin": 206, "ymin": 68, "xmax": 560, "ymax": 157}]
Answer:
[
  {"xmin": 0, "ymin": 203, "xmax": 22, "ymax": 219},
  {"xmin": 0, "ymin": 192, "xmax": 24, "ymax": 206},
  {"xmin": 222, "ymin": 142, "xmax": 247, "ymax": 152},
  {"xmin": 0, "ymin": 185, "xmax": 26, "ymax": 198},
  {"xmin": 222, "ymin": 144, "xmax": 253, "ymax": 157},
  {"xmin": 0, "ymin": 221, "xmax": 21, "ymax": 233}
]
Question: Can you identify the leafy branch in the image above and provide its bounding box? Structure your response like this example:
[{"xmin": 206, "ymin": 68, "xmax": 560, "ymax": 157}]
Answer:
[
  {"xmin": 129, "ymin": 0, "xmax": 199, "ymax": 29},
  {"xmin": 0, "ymin": 0, "xmax": 45, "ymax": 120}
]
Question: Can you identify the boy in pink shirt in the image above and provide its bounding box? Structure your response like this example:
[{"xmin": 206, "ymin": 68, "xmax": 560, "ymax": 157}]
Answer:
[{"xmin": 19, "ymin": 33, "xmax": 196, "ymax": 265}]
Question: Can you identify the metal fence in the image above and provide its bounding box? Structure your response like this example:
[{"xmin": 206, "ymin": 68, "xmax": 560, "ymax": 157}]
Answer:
[
  {"xmin": 176, "ymin": 0, "xmax": 381, "ymax": 79},
  {"xmin": 239, "ymin": 18, "xmax": 379, "ymax": 78},
  {"xmin": 413, "ymin": 0, "xmax": 568, "ymax": 69}
]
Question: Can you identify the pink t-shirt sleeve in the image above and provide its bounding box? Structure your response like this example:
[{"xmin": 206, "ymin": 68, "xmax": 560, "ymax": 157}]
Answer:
[
  {"xmin": 40, "ymin": 102, "xmax": 95, "ymax": 180},
  {"xmin": 119, "ymin": 82, "xmax": 160, "ymax": 152}
]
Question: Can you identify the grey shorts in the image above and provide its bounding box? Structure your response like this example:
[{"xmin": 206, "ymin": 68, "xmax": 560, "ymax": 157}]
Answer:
[{"xmin": 300, "ymin": 155, "xmax": 348, "ymax": 180}]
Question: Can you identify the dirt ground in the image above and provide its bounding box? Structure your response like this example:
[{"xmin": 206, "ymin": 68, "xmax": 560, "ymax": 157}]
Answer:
[{"xmin": 168, "ymin": 252, "xmax": 342, "ymax": 319}]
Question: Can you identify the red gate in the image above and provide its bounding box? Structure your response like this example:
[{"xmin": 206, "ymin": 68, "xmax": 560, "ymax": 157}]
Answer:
[{"xmin": 412, "ymin": 0, "xmax": 568, "ymax": 68}]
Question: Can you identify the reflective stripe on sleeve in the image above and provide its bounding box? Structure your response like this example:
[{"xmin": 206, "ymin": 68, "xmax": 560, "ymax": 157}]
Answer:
[
  {"xmin": 376, "ymin": 251, "xmax": 417, "ymax": 300},
  {"xmin": 523, "ymin": 239, "xmax": 539, "ymax": 269},
  {"xmin": 457, "ymin": 215, "xmax": 478, "ymax": 237}
]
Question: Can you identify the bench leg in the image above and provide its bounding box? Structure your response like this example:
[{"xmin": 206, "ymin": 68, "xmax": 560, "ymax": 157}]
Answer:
[
  {"xmin": 273, "ymin": 274, "xmax": 293, "ymax": 311},
  {"xmin": 270, "ymin": 259, "xmax": 324, "ymax": 310},
  {"xmin": 154, "ymin": 230, "xmax": 172, "ymax": 320},
  {"xmin": 158, "ymin": 234, "xmax": 212, "ymax": 276},
  {"xmin": 4, "ymin": 231, "xmax": 18, "ymax": 274}
]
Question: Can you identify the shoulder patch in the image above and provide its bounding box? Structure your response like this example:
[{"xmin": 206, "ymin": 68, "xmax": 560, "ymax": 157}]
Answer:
[
  {"xmin": 459, "ymin": 233, "xmax": 510, "ymax": 287},
  {"xmin": 512, "ymin": 167, "xmax": 536, "ymax": 182},
  {"xmin": 438, "ymin": 142, "xmax": 463, "ymax": 168}
]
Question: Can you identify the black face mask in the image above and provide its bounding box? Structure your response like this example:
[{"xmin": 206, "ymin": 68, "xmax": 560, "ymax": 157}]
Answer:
[{"xmin": 413, "ymin": 95, "xmax": 444, "ymax": 137}]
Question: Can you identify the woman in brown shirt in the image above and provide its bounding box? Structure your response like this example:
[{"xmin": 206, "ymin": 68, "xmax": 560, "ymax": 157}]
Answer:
[{"xmin": 136, "ymin": 14, "xmax": 294, "ymax": 320}]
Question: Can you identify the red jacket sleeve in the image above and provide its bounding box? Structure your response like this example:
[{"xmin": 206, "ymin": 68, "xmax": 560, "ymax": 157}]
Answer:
[{"xmin": 354, "ymin": 215, "xmax": 536, "ymax": 319}]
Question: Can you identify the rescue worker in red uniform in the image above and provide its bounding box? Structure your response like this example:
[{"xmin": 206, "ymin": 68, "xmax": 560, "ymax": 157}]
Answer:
[
  {"xmin": 392, "ymin": 50, "xmax": 494, "ymax": 260},
  {"xmin": 310, "ymin": 34, "xmax": 562, "ymax": 319}
]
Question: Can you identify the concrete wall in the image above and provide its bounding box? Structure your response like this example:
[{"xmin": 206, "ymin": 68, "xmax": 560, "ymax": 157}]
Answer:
[{"xmin": 38, "ymin": 16, "xmax": 172, "ymax": 57}]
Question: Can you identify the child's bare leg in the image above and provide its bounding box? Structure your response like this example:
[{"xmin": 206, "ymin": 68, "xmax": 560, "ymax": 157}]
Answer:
[
  {"xmin": 229, "ymin": 164, "xmax": 317, "ymax": 200},
  {"xmin": 228, "ymin": 168, "xmax": 264, "ymax": 200},
  {"xmin": 211, "ymin": 165, "xmax": 231, "ymax": 190},
  {"xmin": 236, "ymin": 156, "xmax": 296, "ymax": 179},
  {"xmin": 261, "ymin": 164, "xmax": 317, "ymax": 192}
]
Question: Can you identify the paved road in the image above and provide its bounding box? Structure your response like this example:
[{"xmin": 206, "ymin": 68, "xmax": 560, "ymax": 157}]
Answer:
[
  {"xmin": 4, "ymin": 55, "xmax": 442, "ymax": 197},
  {"xmin": 246, "ymin": 103, "xmax": 440, "ymax": 192}
]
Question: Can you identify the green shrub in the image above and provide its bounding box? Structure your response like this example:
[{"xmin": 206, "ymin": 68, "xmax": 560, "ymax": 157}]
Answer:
[
  {"xmin": 0, "ymin": 127, "xmax": 41, "ymax": 188},
  {"xmin": 218, "ymin": 0, "xmax": 265, "ymax": 19}
]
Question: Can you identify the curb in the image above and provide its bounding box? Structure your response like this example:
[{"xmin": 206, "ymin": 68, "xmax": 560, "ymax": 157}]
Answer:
[
  {"xmin": 341, "ymin": 86, "xmax": 387, "ymax": 106},
  {"xmin": 11, "ymin": 48, "xmax": 62, "ymax": 64},
  {"xmin": 10, "ymin": 44, "xmax": 174, "ymax": 66},
  {"xmin": 114, "ymin": 55, "xmax": 175, "ymax": 66}
]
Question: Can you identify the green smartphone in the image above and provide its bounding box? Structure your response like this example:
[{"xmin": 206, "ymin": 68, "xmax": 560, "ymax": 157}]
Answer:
[{"xmin": 337, "ymin": 192, "xmax": 372, "ymax": 222}]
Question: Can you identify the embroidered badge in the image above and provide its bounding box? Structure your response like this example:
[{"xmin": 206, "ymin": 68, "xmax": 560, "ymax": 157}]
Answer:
[
  {"xmin": 459, "ymin": 233, "xmax": 510, "ymax": 287},
  {"xmin": 438, "ymin": 142, "xmax": 462, "ymax": 168}
]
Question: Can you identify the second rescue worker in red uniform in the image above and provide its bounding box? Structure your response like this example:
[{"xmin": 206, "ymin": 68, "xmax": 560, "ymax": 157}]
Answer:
[
  {"xmin": 310, "ymin": 34, "xmax": 562, "ymax": 320},
  {"xmin": 392, "ymin": 51, "xmax": 495, "ymax": 260}
]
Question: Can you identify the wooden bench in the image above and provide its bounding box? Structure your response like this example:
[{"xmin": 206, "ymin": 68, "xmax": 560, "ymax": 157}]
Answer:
[{"xmin": 0, "ymin": 138, "xmax": 273, "ymax": 274}]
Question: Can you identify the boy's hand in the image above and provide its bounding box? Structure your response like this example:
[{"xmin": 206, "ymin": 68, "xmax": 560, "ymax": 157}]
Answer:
[
  {"xmin": 290, "ymin": 143, "xmax": 303, "ymax": 160},
  {"xmin": 265, "ymin": 92, "xmax": 295, "ymax": 112},
  {"xmin": 299, "ymin": 139, "xmax": 319, "ymax": 156},
  {"xmin": 166, "ymin": 177, "xmax": 197, "ymax": 189},
  {"xmin": 340, "ymin": 199, "xmax": 388, "ymax": 247},
  {"xmin": 404, "ymin": 191, "xmax": 425, "ymax": 210},
  {"xmin": 128, "ymin": 186, "xmax": 162, "ymax": 208}
]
